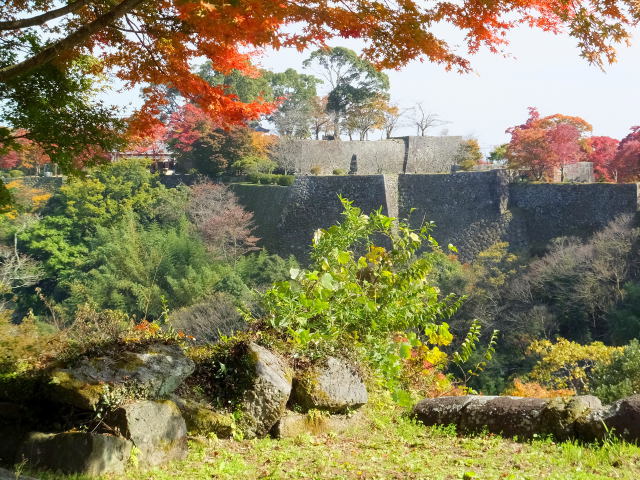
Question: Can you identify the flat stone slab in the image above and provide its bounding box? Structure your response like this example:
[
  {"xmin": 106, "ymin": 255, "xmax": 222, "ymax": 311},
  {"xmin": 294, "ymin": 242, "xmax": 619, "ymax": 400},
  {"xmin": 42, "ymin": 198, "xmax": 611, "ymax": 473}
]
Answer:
[
  {"xmin": 291, "ymin": 357, "xmax": 367, "ymax": 413},
  {"xmin": 48, "ymin": 343, "xmax": 195, "ymax": 410},
  {"xmin": 17, "ymin": 432, "xmax": 132, "ymax": 476}
]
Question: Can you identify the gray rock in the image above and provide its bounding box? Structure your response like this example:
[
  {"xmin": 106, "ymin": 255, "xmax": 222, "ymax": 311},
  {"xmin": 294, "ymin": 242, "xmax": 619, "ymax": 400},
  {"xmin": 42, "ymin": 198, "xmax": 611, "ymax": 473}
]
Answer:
[
  {"xmin": 542, "ymin": 395, "xmax": 603, "ymax": 440},
  {"xmin": 107, "ymin": 400, "xmax": 187, "ymax": 467},
  {"xmin": 16, "ymin": 432, "xmax": 132, "ymax": 476},
  {"xmin": 240, "ymin": 343, "xmax": 292, "ymax": 439},
  {"xmin": 291, "ymin": 357, "xmax": 367, "ymax": 413},
  {"xmin": 414, "ymin": 395, "xmax": 609, "ymax": 441},
  {"xmin": 170, "ymin": 395, "xmax": 234, "ymax": 438},
  {"xmin": 412, "ymin": 395, "xmax": 481, "ymax": 428},
  {"xmin": 272, "ymin": 410, "xmax": 364, "ymax": 439},
  {"xmin": 578, "ymin": 394, "xmax": 640, "ymax": 442},
  {"xmin": 48, "ymin": 343, "xmax": 195, "ymax": 410},
  {"xmin": 459, "ymin": 396, "xmax": 550, "ymax": 438}
]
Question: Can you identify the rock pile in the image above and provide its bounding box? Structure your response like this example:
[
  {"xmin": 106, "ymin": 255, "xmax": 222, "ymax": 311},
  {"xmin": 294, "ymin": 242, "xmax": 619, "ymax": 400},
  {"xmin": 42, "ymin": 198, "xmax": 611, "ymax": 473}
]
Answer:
[
  {"xmin": 412, "ymin": 394, "xmax": 640, "ymax": 442},
  {"xmin": 1, "ymin": 341, "xmax": 368, "ymax": 477}
]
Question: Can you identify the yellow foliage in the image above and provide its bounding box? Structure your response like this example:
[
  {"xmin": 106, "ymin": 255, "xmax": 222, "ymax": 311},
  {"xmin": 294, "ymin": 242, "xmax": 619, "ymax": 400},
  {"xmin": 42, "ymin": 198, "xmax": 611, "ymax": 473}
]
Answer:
[
  {"xmin": 250, "ymin": 132, "xmax": 276, "ymax": 157},
  {"xmin": 526, "ymin": 338, "xmax": 621, "ymax": 391}
]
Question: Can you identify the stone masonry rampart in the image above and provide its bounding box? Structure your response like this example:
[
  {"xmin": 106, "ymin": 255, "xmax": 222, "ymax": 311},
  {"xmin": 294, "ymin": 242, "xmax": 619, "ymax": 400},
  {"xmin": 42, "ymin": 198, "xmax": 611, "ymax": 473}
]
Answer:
[
  {"xmin": 278, "ymin": 136, "xmax": 463, "ymax": 175},
  {"xmin": 231, "ymin": 172, "xmax": 639, "ymax": 262}
]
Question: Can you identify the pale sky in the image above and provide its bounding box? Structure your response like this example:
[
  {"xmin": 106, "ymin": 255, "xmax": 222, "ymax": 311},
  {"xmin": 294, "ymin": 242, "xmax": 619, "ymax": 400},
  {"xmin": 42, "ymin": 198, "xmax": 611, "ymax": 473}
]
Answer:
[{"xmin": 109, "ymin": 25, "xmax": 640, "ymax": 156}]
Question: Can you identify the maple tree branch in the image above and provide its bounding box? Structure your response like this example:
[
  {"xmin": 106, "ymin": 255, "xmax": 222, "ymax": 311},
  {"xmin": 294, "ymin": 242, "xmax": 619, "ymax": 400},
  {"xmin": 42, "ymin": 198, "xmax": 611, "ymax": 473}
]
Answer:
[
  {"xmin": 0, "ymin": 0, "xmax": 90, "ymax": 31},
  {"xmin": 0, "ymin": 0, "xmax": 147, "ymax": 83}
]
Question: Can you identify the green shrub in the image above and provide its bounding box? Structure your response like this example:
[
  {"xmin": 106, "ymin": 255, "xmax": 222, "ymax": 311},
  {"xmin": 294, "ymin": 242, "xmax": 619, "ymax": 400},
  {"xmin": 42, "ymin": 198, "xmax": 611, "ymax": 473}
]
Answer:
[
  {"xmin": 277, "ymin": 175, "xmax": 294, "ymax": 186},
  {"xmin": 8, "ymin": 169, "xmax": 24, "ymax": 177},
  {"xmin": 591, "ymin": 340, "xmax": 640, "ymax": 403},
  {"xmin": 258, "ymin": 174, "xmax": 273, "ymax": 185},
  {"xmin": 236, "ymin": 251, "xmax": 299, "ymax": 289},
  {"xmin": 332, "ymin": 169, "xmax": 346, "ymax": 176},
  {"xmin": 310, "ymin": 166, "xmax": 321, "ymax": 175},
  {"xmin": 246, "ymin": 173, "xmax": 260, "ymax": 184},
  {"xmin": 253, "ymin": 197, "xmax": 485, "ymax": 404}
]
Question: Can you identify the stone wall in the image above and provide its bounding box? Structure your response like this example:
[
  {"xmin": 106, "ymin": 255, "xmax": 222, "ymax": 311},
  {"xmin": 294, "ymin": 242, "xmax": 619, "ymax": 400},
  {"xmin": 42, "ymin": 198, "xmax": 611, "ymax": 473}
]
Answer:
[
  {"xmin": 398, "ymin": 171, "xmax": 518, "ymax": 261},
  {"xmin": 16, "ymin": 172, "xmax": 639, "ymax": 264},
  {"xmin": 401, "ymin": 136, "xmax": 464, "ymax": 174},
  {"xmin": 276, "ymin": 176, "xmax": 391, "ymax": 259},
  {"xmin": 231, "ymin": 172, "xmax": 640, "ymax": 263},
  {"xmin": 279, "ymin": 139, "xmax": 406, "ymax": 175},
  {"xmin": 230, "ymin": 184, "xmax": 292, "ymax": 254},
  {"xmin": 509, "ymin": 182, "xmax": 639, "ymax": 252},
  {"xmin": 274, "ymin": 136, "xmax": 464, "ymax": 175}
]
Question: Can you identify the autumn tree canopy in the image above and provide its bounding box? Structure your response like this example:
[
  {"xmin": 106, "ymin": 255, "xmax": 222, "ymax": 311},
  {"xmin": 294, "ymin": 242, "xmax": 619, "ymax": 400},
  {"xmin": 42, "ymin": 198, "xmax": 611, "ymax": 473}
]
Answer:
[
  {"xmin": 506, "ymin": 108, "xmax": 593, "ymax": 180},
  {"xmin": 1, "ymin": 0, "xmax": 639, "ymax": 166}
]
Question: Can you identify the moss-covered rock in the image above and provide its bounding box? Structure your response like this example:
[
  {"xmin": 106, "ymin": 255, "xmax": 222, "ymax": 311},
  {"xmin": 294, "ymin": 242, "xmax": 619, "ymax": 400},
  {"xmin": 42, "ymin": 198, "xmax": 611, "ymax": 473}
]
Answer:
[
  {"xmin": 290, "ymin": 357, "xmax": 367, "ymax": 414},
  {"xmin": 272, "ymin": 409, "xmax": 364, "ymax": 438},
  {"xmin": 170, "ymin": 395, "xmax": 234, "ymax": 438},
  {"xmin": 47, "ymin": 343, "xmax": 195, "ymax": 410},
  {"xmin": 17, "ymin": 432, "xmax": 132, "ymax": 476},
  {"xmin": 239, "ymin": 343, "xmax": 292, "ymax": 439},
  {"xmin": 106, "ymin": 399, "xmax": 187, "ymax": 467}
]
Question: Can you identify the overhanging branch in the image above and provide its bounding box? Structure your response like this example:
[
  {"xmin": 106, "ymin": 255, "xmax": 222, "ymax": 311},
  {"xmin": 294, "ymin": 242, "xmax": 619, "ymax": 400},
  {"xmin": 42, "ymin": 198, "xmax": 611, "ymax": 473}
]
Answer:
[
  {"xmin": 0, "ymin": 0, "xmax": 89, "ymax": 31},
  {"xmin": 0, "ymin": 0, "xmax": 147, "ymax": 83}
]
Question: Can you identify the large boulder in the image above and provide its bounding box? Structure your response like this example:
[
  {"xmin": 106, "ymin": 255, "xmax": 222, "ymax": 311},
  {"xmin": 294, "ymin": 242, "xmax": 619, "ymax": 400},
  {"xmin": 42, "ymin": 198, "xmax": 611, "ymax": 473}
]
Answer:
[
  {"xmin": 170, "ymin": 395, "xmax": 234, "ymax": 438},
  {"xmin": 413, "ymin": 395, "xmax": 606, "ymax": 441},
  {"xmin": 541, "ymin": 395, "xmax": 603, "ymax": 440},
  {"xmin": 459, "ymin": 396, "xmax": 549, "ymax": 438},
  {"xmin": 272, "ymin": 410, "xmax": 364, "ymax": 439},
  {"xmin": 240, "ymin": 343, "xmax": 292, "ymax": 439},
  {"xmin": 48, "ymin": 343, "xmax": 195, "ymax": 410},
  {"xmin": 17, "ymin": 432, "xmax": 132, "ymax": 476},
  {"xmin": 106, "ymin": 400, "xmax": 187, "ymax": 467},
  {"xmin": 578, "ymin": 394, "xmax": 640, "ymax": 442},
  {"xmin": 290, "ymin": 357, "xmax": 367, "ymax": 413}
]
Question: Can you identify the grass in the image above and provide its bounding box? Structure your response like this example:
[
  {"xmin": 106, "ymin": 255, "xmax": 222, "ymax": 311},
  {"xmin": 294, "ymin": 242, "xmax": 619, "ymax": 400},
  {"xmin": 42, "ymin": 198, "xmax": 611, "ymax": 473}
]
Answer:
[{"xmin": 19, "ymin": 395, "xmax": 640, "ymax": 480}]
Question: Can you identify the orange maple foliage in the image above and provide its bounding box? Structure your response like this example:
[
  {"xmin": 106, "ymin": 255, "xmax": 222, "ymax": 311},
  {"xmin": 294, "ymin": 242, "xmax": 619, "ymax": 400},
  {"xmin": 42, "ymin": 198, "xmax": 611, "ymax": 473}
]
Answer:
[
  {"xmin": 2, "ymin": 0, "xmax": 638, "ymax": 133},
  {"xmin": 503, "ymin": 379, "xmax": 576, "ymax": 398}
]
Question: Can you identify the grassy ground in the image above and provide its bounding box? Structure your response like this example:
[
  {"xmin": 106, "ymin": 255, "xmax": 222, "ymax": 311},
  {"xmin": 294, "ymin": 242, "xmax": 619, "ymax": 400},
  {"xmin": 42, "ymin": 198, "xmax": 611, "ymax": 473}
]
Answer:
[{"xmin": 21, "ymin": 397, "xmax": 640, "ymax": 480}]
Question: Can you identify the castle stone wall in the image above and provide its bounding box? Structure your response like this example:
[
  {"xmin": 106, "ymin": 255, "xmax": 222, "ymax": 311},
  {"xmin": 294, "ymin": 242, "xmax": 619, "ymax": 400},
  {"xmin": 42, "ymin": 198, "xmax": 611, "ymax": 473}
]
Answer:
[
  {"xmin": 275, "ymin": 136, "xmax": 463, "ymax": 175},
  {"xmin": 276, "ymin": 176, "xmax": 391, "ymax": 258},
  {"xmin": 398, "ymin": 171, "xmax": 520, "ymax": 261},
  {"xmin": 401, "ymin": 136, "xmax": 464, "ymax": 174},
  {"xmin": 231, "ymin": 173, "xmax": 639, "ymax": 263},
  {"xmin": 280, "ymin": 139, "xmax": 405, "ymax": 175},
  {"xmin": 230, "ymin": 184, "xmax": 292, "ymax": 254},
  {"xmin": 509, "ymin": 183, "xmax": 639, "ymax": 252}
]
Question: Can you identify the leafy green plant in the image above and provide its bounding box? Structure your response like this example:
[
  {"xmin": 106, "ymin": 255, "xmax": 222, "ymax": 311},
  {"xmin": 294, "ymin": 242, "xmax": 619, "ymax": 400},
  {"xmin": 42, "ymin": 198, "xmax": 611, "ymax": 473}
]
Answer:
[
  {"xmin": 591, "ymin": 339, "xmax": 640, "ymax": 403},
  {"xmin": 253, "ymin": 196, "xmax": 488, "ymax": 402}
]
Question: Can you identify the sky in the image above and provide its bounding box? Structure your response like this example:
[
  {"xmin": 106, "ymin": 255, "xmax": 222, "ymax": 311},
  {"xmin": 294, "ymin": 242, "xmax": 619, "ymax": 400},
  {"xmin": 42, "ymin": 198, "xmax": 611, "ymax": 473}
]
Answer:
[
  {"xmin": 252, "ymin": 26, "xmax": 640, "ymax": 155},
  {"xmin": 109, "ymin": 24, "xmax": 640, "ymax": 157}
]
